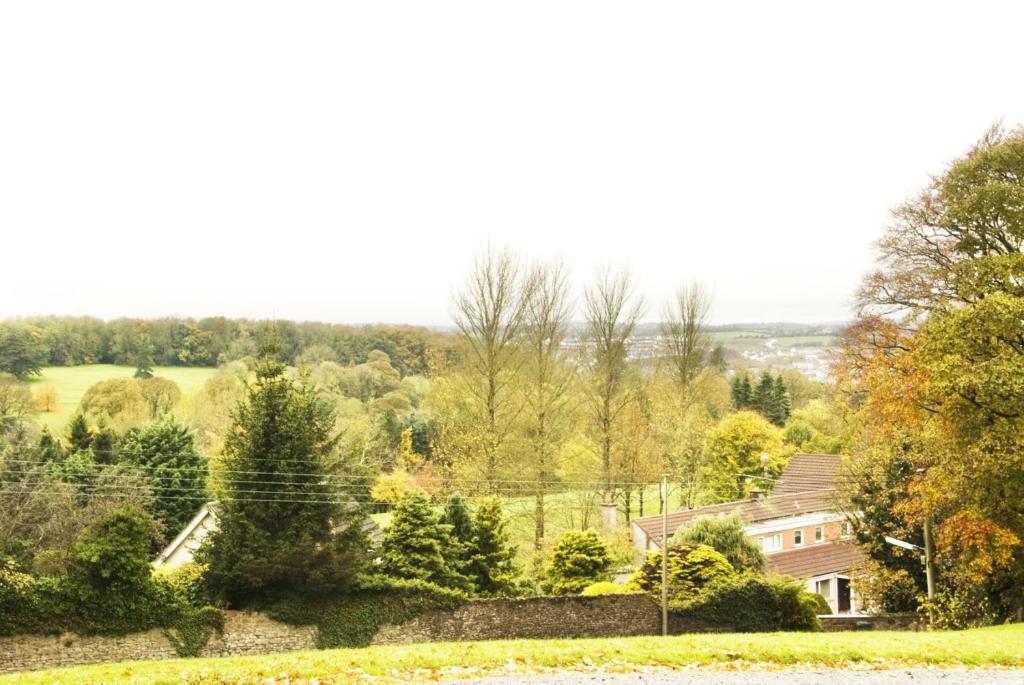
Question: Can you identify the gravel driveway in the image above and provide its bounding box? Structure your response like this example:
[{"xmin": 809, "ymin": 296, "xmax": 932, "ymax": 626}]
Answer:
[{"xmin": 439, "ymin": 669, "xmax": 1024, "ymax": 685}]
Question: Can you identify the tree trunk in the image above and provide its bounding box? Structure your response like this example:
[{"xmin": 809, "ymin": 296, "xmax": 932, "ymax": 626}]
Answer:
[{"xmin": 534, "ymin": 491, "xmax": 545, "ymax": 550}]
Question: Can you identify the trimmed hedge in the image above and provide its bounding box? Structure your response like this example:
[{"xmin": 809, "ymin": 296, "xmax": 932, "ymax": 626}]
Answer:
[
  {"xmin": 672, "ymin": 575, "xmax": 821, "ymax": 632},
  {"xmin": 261, "ymin": 575, "xmax": 467, "ymax": 648}
]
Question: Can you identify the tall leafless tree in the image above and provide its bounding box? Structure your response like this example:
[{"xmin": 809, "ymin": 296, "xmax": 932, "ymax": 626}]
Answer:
[
  {"xmin": 453, "ymin": 247, "xmax": 535, "ymax": 489},
  {"xmin": 521, "ymin": 259, "xmax": 574, "ymax": 547},
  {"xmin": 582, "ymin": 267, "xmax": 645, "ymax": 499}
]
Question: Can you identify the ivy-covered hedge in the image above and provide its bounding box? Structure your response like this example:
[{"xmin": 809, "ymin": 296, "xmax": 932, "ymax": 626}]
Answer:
[
  {"xmin": 0, "ymin": 561, "xmax": 224, "ymax": 656},
  {"xmin": 671, "ymin": 575, "xmax": 821, "ymax": 632},
  {"xmin": 260, "ymin": 575, "xmax": 467, "ymax": 648}
]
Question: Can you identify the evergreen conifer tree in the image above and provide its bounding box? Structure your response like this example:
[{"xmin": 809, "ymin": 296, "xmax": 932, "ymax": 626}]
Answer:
[
  {"xmin": 731, "ymin": 373, "xmax": 753, "ymax": 409},
  {"xmin": 465, "ymin": 497, "xmax": 519, "ymax": 596},
  {"xmin": 66, "ymin": 413, "xmax": 93, "ymax": 453},
  {"xmin": 751, "ymin": 370, "xmax": 775, "ymax": 415},
  {"xmin": 198, "ymin": 347, "xmax": 367, "ymax": 604},
  {"xmin": 440, "ymin": 492, "xmax": 474, "ymax": 574},
  {"xmin": 35, "ymin": 428, "xmax": 65, "ymax": 464},
  {"xmin": 379, "ymin": 491, "xmax": 470, "ymax": 591},
  {"xmin": 769, "ymin": 375, "xmax": 791, "ymax": 426},
  {"xmin": 119, "ymin": 419, "xmax": 208, "ymax": 538},
  {"xmin": 90, "ymin": 418, "xmax": 119, "ymax": 464},
  {"xmin": 441, "ymin": 493, "xmax": 474, "ymax": 546},
  {"xmin": 542, "ymin": 529, "xmax": 612, "ymax": 594}
]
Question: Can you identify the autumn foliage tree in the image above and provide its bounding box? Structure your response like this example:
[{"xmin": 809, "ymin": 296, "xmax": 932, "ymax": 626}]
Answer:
[{"xmin": 838, "ymin": 125, "xmax": 1024, "ymax": 623}]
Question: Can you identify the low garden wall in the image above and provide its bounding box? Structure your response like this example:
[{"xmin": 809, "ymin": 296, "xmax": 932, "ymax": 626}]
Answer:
[
  {"xmin": 0, "ymin": 611, "xmax": 318, "ymax": 674},
  {"xmin": 0, "ymin": 595, "xmax": 924, "ymax": 675},
  {"xmin": 371, "ymin": 593, "xmax": 663, "ymax": 644}
]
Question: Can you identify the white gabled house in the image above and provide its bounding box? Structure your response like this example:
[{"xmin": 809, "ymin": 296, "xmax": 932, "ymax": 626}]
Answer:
[
  {"xmin": 154, "ymin": 502, "xmax": 220, "ymax": 568},
  {"xmin": 153, "ymin": 501, "xmax": 382, "ymax": 569},
  {"xmin": 630, "ymin": 453, "xmax": 865, "ymax": 614}
]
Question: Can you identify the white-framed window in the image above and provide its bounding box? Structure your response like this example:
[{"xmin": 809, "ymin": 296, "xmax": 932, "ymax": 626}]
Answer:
[
  {"xmin": 815, "ymin": 578, "xmax": 832, "ymax": 598},
  {"xmin": 760, "ymin": 534, "xmax": 783, "ymax": 553},
  {"xmin": 794, "ymin": 529, "xmax": 804, "ymax": 546},
  {"xmin": 840, "ymin": 522, "xmax": 851, "ymax": 539},
  {"xmin": 814, "ymin": 526, "xmax": 824, "ymax": 543}
]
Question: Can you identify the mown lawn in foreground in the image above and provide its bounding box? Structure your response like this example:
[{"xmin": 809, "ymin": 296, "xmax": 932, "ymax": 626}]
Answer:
[{"xmin": 5, "ymin": 623, "xmax": 1023, "ymax": 685}]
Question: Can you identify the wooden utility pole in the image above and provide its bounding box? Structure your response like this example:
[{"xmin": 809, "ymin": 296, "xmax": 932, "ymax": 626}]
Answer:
[
  {"xmin": 923, "ymin": 513, "xmax": 935, "ymax": 600},
  {"xmin": 661, "ymin": 473, "xmax": 668, "ymax": 636}
]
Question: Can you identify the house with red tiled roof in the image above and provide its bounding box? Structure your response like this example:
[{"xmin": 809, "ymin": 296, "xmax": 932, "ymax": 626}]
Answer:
[{"xmin": 630, "ymin": 453, "xmax": 865, "ymax": 614}]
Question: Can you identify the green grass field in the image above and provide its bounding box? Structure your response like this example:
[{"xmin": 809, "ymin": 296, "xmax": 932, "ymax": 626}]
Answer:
[
  {"xmin": 27, "ymin": 365, "xmax": 217, "ymax": 431},
  {"xmin": 772, "ymin": 335, "xmax": 837, "ymax": 348},
  {"xmin": 5, "ymin": 624, "xmax": 1022, "ymax": 684}
]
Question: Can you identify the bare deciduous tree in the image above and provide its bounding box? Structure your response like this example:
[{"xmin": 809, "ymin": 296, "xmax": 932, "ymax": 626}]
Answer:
[
  {"xmin": 661, "ymin": 283, "xmax": 711, "ymax": 400},
  {"xmin": 452, "ymin": 247, "xmax": 535, "ymax": 489},
  {"xmin": 582, "ymin": 267, "xmax": 645, "ymax": 498},
  {"xmin": 521, "ymin": 259, "xmax": 575, "ymax": 547}
]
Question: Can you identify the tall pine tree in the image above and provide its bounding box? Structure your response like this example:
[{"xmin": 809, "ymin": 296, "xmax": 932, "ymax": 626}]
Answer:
[
  {"xmin": 731, "ymin": 373, "xmax": 752, "ymax": 409},
  {"xmin": 751, "ymin": 370, "xmax": 774, "ymax": 414},
  {"xmin": 465, "ymin": 498, "xmax": 519, "ymax": 596},
  {"xmin": 198, "ymin": 347, "xmax": 367, "ymax": 604},
  {"xmin": 440, "ymin": 492, "xmax": 474, "ymax": 575},
  {"xmin": 768, "ymin": 375, "xmax": 791, "ymax": 426}
]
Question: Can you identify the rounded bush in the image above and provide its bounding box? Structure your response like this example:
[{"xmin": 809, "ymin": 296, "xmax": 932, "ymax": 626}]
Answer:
[{"xmin": 580, "ymin": 581, "xmax": 627, "ymax": 596}]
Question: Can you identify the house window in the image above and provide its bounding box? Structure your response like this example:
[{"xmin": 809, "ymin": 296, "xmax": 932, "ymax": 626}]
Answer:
[
  {"xmin": 815, "ymin": 578, "xmax": 832, "ymax": 598},
  {"xmin": 760, "ymin": 534, "xmax": 782, "ymax": 553},
  {"xmin": 814, "ymin": 526, "xmax": 824, "ymax": 543},
  {"xmin": 794, "ymin": 530, "xmax": 803, "ymax": 546},
  {"xmin": 840, "ymin": 522, "xmax": 851, "ymax": 539}
]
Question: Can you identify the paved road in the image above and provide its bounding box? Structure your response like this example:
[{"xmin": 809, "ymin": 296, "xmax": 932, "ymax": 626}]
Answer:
[{"xmin": 440, "ymin": 669, "xmax": 1024, "ymax": 685}]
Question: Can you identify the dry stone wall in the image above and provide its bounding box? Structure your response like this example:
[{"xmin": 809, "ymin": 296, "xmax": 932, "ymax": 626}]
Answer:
[
  {"xmin": 0, "ymin": 594, "xmax": 925, "ymax": 675},
  {"xmin": 372, "ymin": 593, "xmax": 661, "ymax": 644},
  {"xmin": 0, "ymin": 611, "xmax": 317, "ymax": 675}
]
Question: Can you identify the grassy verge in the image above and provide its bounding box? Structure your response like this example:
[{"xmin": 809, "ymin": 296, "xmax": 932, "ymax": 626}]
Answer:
[{"xmin": 5, "ymin": 624, "xmax": 1022, "ymax": 684}]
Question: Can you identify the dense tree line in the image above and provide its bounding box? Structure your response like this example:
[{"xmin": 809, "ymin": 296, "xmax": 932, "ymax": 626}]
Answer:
[{"xmin": 0, "ymin": 317, "xmax": 457, "ymax": 377}]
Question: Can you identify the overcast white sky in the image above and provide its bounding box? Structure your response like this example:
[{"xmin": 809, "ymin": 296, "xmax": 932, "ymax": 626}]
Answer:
[{"xmin": 2, "ymin": 2, "xmax": 1023, "ymax": 326}]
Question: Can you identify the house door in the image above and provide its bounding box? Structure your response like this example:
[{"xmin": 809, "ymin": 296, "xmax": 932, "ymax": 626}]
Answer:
[{"xmin": 837, "ymin": 577, "xmax": 851, "ymax": 613}]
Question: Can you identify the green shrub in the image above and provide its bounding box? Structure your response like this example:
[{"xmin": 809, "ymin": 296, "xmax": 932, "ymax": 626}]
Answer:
[
  {"xmin": 262, "ymin": 574, "xmax": 467, "ymax": 648},
  {"xmin": 580, "ymin": 581, "xmax": 627, "ymax": 596},
  {"xmin": 625, "ymin": 543, "xmax": 735, "ymax": 602},
  {"xmin": 670, "ymin": 515, "xmax": 766, "ymax": 574},
  {"xmin": 153, "ymin": 563, "xmax": 211, "ymax": 608},
  {"xmin": 542, "ymin": 530, "xmax": 612, "ymax": 595},
  {"xmin": 0, "ymin": 561, "xmax": 39, "ymax": 635},
  {"xmin": 808, "ymin": 591, "xmax": 832, "ymax": 615},
  {"xmin": 71, "ymin": 506, "xmax": 158, "ymax": 591},
  {"xmin": 0, "ymin": 509, "xmax": 224, "ymax": 656},
  {"xmin": 672, "ymin": 575, "xmax": 821, "ymax": 632}
]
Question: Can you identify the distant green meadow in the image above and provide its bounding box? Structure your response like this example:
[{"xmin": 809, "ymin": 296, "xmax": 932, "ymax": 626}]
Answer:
[{"xmin": 27, "ymin": 365, "xmax": 217, "ymax": 431}]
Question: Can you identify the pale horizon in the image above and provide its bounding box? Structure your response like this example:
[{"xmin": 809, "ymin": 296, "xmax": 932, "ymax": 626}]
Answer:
[{"xmin": 3, "ymin": 2, "xmax": 1024, "ymax": 327}]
